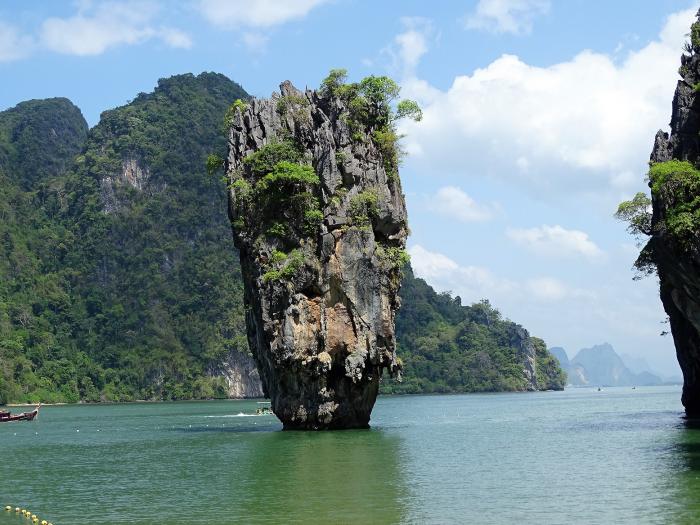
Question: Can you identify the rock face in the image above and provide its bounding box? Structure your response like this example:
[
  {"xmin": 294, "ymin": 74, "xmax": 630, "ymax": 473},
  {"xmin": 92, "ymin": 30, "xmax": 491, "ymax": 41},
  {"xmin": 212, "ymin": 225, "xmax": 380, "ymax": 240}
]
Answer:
[
  {"xmin": 226, "ymin": 81, "xmax": 408, "ymax": 429},
  {"xmin": 648, "ymin": 14, "xmax": 700, "ymax": 416},
  {"xmin": 220, "ymin": 350, "xmax": 264, "ymax": 398},
  {"xmin": 514, "ymin": 326, "xmax": 537, "ymax": 390}
]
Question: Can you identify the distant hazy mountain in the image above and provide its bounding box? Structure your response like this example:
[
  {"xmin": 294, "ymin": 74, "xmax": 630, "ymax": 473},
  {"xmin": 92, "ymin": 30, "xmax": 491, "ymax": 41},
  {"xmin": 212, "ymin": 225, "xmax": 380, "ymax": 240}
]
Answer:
[
  {"xmin": 663, "ymin": 375, "xmax": 683, "ymax": 385},
  {"xmin": 549, "ymin": 347, "xmax": 569, "ymax": 370},
  {"xmin": 619, "ymin": 353, "xmax": 653, "ymax": 375},
  {"xmin": 571, "ymin": 344, "xmax": 636, "ymax": 386},
  {"xmin": 550, "ymin": 343, "xmax": 663, "ymax": 387}
]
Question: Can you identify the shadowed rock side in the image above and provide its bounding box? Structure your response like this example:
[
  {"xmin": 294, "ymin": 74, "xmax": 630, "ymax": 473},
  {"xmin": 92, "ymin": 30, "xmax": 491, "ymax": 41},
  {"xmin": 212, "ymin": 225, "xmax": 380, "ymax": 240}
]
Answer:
[
  {"xmin": 649, "ymin": 13, "xmax": 700, "ymax": 417},
  {"xmin": 226, "ymin": 81, "xmax": 408, "ymax": 429}
]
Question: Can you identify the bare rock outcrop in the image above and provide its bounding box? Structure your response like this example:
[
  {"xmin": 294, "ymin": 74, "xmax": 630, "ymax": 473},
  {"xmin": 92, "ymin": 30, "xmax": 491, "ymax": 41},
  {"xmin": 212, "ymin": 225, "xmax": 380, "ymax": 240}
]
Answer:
[
  {"xmin": 225, "ymin": 80, "xmax": 408, "ymax": 429},
  {"xmin": 219, "ymin": 349, "xmax": 264, "ymax": 398}
]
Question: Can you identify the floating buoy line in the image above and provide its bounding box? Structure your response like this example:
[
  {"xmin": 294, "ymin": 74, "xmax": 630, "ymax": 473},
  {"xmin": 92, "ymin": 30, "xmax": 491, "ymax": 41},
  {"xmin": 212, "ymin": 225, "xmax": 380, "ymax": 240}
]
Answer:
[{"xmin": 4, "ymin": 505, "xmax": 53, "ymax": 524}]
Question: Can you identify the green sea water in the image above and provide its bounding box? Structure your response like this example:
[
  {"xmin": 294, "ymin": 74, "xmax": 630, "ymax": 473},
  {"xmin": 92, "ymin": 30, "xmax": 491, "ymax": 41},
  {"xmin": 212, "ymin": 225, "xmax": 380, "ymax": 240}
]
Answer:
[{"xmin": 1, "ymin": 386, "xmax": 699, "ymax": 524}]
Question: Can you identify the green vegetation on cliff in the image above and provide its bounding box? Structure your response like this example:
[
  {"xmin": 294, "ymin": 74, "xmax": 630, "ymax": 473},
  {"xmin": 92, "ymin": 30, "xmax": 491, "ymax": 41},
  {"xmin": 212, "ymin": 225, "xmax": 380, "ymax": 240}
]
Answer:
[
  {"xmin": 65, "ymin": 73, "xmax": 250, "ymax": 402},
  {"xmin": 229, "ymin": 138, "xmax": 322, "ymax": 254},
  {"xmin": 1, "ymin": 74, "xmax": 249, "ymax": 403},
  {"xmin": 320, "ymin": 69, "xmax": 421, "ymax": 178},
  {"xmin": 0, "ymin": 98, "xmax": 90, "ymax": 404},
  {"xmin": 649, "ymin": 160, "xmax": 700, "ymax": 244},
  {"xmin": 532, "ymin": 337, "xmax": 568, "ymax": 390},
  {"xmin": 1, "ymin": 73, "xmax": 564, "ymax": 404},
  {"xmin": 616, "ymin": 159, "xmax": 700, "ymax": 275}
]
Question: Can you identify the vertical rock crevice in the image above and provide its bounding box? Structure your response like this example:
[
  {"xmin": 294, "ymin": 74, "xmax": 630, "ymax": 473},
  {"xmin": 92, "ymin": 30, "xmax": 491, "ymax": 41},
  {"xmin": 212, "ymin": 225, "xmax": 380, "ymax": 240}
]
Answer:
[{"xmin": 226, "ymin": 80, "xmax": 409, "ymax": 429}]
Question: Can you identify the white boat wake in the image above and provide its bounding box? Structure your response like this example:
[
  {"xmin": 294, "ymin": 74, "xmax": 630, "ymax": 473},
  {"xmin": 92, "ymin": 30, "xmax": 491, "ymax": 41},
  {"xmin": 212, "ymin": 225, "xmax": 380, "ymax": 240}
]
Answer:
[{"xmin": 202, "ymin": 413, "xmax": 265, "ymax": 418}]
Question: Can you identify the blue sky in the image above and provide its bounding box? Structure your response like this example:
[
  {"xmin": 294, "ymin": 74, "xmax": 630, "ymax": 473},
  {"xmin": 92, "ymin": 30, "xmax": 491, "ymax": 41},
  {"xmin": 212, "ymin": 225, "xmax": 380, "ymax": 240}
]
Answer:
[{"xmin": 1, "ymin": 0, "xmax": 698, "ymax": 376}]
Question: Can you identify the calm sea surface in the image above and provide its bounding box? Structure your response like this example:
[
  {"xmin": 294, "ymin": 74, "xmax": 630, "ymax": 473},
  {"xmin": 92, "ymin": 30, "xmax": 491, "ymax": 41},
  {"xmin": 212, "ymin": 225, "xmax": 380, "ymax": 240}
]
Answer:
[{"xmin": 1, "ymin": 386, "xmax": 699, "ymax": 524}]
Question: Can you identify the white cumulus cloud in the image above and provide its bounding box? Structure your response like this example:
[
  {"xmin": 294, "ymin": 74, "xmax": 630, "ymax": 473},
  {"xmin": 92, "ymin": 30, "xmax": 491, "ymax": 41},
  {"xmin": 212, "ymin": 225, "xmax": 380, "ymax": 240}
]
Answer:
[
  {"xmin": 429, "ymin": 186, "xmax": 497, "ymax": 222},
  {"xmin": 159, "ymin": 27, "xmax": 194, "ymax": 49},
  {"xmin": 0, "ymin": 21, "xmax": 33, "ymax": 62},
  {"xmin": 526, "ymin": 277, "xmax": 595, "ymax": 302},
  {"xmin": 41, "ymin": 1, "xmax": 191, "ymax": 56},
  {"xmin": 400, "ymin": 7, "xmax": 698, "ymax": 204},
  {"xmin": 409, "ymin": 244, "xmax": 516, "ymax": 301},
  {"xmin": 464, "ymin": 0, "xmax": 550, "ymax": 35},
  {"xmin": 197, "ymin": 0, "xmax": 329, "ymax": 29},
  {"xmin": 383, "ymin": 17, "xmax": 435, "ymax": 78},
  {"xmin": 409, "ymin": 244, "xmax": 593, "ymax": 306},
  {"xmin": 507, "ymin": 225, "xmax": 604, "ymax": 259},
  {"xmin": 526, "ymin": 277, "xmax": 569, "ymax": 301},
  {"xmin": 241, "ymin": 31, "xmax": 269, "ymax": 53}
]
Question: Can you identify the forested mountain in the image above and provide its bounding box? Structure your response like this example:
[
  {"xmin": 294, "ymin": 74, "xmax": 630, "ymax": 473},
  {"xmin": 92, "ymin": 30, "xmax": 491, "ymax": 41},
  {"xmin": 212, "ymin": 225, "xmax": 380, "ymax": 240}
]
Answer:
[
  {"xmin": 0, "ymin": 73, "xmax": 564, "ymax": 404},
  {"xmin": 63, "ymin": 73, "xmax": 253, "ymax": 401},
  {"xmin": 385, "ymin": 267, "xmax": 566, "ymax": 393},
  {"xmin": 1, "ymin": 74, "xmax": 253, "ymax": 404},
  {"xmin": 0, "ymin": 98, "xmax": 90, "ymax": 404}
]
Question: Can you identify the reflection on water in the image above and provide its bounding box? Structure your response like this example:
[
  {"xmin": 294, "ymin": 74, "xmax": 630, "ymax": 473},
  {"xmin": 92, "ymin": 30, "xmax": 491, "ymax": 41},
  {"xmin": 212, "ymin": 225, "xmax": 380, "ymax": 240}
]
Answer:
[
  {"xmin": 660, "ymin": 421, "xmax": 700, "ymax": 523},
  {"xmin": 0, "ymin": 401, "xmax": 406, "ymax": 525},
  {"xmin": 236, "ymin": 430, "xmax": 406, "ymax": 524}
]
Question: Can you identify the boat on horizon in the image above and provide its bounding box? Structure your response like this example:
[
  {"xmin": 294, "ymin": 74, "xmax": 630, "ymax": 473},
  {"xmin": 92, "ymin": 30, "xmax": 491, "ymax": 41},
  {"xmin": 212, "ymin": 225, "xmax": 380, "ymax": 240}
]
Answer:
[{"xmin": 0, "ymin": 405, "xmax": 40, "ymax": 423}]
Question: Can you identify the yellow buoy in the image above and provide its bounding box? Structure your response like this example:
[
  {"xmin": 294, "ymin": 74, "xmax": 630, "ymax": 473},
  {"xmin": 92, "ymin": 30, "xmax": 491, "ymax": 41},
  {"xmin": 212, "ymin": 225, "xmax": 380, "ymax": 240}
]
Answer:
[
  {"xmin": 31, "ymin": 514, "xmax": 37, "ymax": 520},
  {"xmin": 4, "ymin": 506, "xmax": 11, "ymax": 511},
  {"xmin": 41, "ymin": 520, "xmax": 48, "ymax": 525},
  {"xmin": 32, "ymin": 517, "xmax": 38, "ymax": 523},
  {"xmin": 21, "ymin": 509, "xmax": 27, "ymax": 515}
]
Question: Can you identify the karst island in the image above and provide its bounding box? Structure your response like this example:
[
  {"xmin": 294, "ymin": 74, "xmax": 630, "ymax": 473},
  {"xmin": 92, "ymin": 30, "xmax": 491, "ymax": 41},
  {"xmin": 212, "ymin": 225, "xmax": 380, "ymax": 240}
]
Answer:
[{"xmin": 224, "ymin": 71, "xmax": 421, "ymax": 429}]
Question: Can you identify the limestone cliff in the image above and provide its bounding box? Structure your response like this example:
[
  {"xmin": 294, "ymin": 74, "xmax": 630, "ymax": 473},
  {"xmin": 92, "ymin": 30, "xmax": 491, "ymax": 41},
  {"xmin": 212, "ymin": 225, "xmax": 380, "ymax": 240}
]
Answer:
[
  {"xmin": 219, "ymin": 350, "xmax": 264, "ymax": 398},
  {"xmin": 647, "ymin": 11, "xmax": 700, "ymax": 416},
  {"xmin": 226, "ymin": 79, "xmax": 409, "ymax": 429}
]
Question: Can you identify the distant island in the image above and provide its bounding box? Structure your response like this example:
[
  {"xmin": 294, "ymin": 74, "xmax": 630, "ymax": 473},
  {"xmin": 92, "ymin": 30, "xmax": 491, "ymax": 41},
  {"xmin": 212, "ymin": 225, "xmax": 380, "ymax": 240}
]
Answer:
[{"xmin": 550, "ymin": 343, "xmax": 678, "ymax": 387}]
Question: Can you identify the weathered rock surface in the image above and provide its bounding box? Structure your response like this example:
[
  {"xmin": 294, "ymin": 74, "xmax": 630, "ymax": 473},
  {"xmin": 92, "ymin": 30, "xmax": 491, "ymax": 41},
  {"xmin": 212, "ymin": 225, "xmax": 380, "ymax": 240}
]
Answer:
[
  {"xmin": 514, "ymin": 326, "xmax": 537, "ymax": 391},
  {"xmin": 649, "ymin": 13, "xmax": 700, "ymax": 417},
  {"xmin": 226, "ymin": 81, "xmax": 407, "ymax": 429},
  {"xmin": 220, "ymin": 350, "xmax": 264, "ymax": 398}
]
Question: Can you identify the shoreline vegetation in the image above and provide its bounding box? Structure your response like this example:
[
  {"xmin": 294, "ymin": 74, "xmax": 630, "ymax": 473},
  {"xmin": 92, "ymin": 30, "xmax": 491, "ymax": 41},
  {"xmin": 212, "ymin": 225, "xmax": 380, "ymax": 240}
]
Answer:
[{"xmin": 3, "ymin": 385, "xmax": 678, "ymax": 408}]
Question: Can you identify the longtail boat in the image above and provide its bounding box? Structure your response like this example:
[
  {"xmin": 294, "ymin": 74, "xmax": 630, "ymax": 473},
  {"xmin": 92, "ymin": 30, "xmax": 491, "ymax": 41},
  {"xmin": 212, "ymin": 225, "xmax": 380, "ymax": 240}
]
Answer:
[{"xmin": 0, "ymin": 405, "xmax": 40, "ymax": 423}]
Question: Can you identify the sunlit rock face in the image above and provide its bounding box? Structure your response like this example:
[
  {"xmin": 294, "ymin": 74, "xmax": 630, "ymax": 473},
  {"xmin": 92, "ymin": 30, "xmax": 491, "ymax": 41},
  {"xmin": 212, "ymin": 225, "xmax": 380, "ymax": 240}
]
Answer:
[
  {"xmin": 649, "ymin": 13, "xmax": 700, "ymax": 417},
  {"xmin": 226, "ymin": 81, "xmax": 407, "ymax": 429}
]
